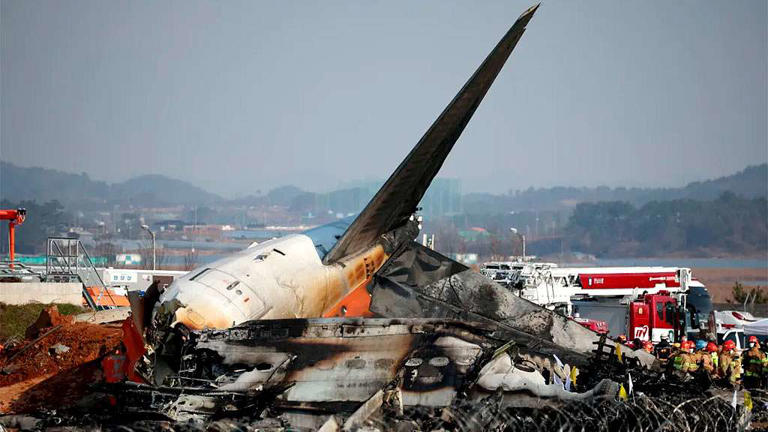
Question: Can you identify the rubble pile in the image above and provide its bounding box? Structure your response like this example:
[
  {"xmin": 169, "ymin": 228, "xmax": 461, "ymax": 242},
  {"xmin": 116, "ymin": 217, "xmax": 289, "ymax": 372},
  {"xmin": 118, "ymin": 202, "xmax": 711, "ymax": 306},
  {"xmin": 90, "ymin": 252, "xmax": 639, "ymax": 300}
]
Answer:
[
  {"xmin": 0, "ymin": 313, "xmax": 763, "ymax": 431},
  {"xmin": 4, "ymin": 393, "xmax": 752, "ymax": 431}
]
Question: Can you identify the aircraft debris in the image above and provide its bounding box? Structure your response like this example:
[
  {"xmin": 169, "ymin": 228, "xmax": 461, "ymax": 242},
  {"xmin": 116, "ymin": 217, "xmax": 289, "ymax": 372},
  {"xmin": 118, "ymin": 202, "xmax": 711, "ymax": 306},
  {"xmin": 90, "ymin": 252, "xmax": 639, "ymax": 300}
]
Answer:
[{"xmin": 0, "ymin": 4, "xmax": 759, "ymax": 431}]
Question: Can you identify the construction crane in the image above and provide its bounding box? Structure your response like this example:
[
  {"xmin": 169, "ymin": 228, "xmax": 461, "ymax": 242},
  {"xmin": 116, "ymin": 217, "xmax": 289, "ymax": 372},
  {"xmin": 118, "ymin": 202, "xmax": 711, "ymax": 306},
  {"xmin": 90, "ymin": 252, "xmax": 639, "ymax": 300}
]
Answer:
[{"xmin": 0, "ymin": 208, "xmax": 26, "ymax": 268}]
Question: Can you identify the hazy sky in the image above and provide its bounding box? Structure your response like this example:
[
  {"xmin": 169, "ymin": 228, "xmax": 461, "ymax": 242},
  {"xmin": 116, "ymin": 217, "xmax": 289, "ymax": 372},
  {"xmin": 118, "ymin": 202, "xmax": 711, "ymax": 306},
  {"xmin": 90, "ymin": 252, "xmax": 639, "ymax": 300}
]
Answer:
[{"xmin": 1, "ymin": 1, "xmax": 766, "ymax": 197}]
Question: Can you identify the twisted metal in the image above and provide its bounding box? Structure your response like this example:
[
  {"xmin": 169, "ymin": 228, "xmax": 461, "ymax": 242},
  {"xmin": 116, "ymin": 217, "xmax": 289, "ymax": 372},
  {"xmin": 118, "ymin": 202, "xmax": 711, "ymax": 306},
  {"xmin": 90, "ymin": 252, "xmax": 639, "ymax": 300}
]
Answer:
[{"xmin": 368, "ymin": 392, "xmax": 759, "ymax": 432}]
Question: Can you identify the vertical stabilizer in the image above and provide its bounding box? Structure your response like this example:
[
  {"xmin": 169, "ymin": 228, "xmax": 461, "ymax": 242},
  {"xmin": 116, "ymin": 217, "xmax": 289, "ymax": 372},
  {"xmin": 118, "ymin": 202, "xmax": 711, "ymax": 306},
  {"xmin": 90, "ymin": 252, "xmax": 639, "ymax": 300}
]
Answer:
[{"xmin": 324, "ymin": 5, "xmax": 539, "ymax": 264}]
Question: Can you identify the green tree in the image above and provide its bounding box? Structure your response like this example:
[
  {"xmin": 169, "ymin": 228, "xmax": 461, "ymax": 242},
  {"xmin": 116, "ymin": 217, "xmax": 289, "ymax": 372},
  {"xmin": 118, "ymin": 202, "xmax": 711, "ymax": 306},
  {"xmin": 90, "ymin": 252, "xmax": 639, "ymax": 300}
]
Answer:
[{"xmin": 731, "ymin": 282, "xmax": 768, "ymax": 304}]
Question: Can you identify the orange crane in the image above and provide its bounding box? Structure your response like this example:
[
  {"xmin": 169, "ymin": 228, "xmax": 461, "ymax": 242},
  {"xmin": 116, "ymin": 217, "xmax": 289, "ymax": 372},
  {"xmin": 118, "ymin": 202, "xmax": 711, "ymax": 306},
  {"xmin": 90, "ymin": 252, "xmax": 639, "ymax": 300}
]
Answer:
[{"xmin": 0, "ymin": 208, "xmax": 26, "ymax": 268}]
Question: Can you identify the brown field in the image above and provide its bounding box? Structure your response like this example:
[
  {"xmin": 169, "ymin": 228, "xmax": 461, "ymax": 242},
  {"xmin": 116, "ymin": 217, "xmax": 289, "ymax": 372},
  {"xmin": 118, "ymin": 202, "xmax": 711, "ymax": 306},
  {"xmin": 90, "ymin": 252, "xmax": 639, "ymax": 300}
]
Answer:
[{"xmin": 693, "ymin": 267, "xmax": 768, "ymax": 303}]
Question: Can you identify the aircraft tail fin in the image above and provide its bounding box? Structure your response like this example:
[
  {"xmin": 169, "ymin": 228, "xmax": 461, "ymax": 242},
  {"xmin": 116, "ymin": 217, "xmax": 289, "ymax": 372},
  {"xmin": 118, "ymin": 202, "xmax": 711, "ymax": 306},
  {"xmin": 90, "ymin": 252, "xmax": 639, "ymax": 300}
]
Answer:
[{"xmin": 324, "ymin": 4, "xmax": 538, "ymax": 264}]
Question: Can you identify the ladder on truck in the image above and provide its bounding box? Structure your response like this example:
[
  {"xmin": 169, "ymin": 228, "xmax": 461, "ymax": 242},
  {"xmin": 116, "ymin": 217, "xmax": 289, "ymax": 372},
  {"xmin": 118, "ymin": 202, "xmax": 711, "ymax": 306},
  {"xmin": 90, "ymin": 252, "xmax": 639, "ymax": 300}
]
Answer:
[{"xmin": 45, "ymin": 237, "xmax": 115, "ymax": 309}]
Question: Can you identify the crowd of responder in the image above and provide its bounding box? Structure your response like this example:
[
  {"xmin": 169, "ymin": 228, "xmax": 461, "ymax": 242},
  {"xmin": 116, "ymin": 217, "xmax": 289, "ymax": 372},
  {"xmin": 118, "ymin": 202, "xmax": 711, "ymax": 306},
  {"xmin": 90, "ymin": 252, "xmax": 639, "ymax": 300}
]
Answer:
[{"xmin": 616, "ymin": 334, "xmax": 768, "ymax": 389}]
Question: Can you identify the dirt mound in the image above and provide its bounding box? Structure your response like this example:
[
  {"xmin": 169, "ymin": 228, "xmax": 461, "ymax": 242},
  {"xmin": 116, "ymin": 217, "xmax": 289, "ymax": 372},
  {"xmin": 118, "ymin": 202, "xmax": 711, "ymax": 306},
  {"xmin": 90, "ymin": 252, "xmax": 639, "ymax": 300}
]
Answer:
[
  {"xmin": 24, "ymin": 305, "xmax": 75, "ymax": 339},
  {"xmin": 0, "ymin": 306, "xmax": 123, "ymax": 413},
  {"xmin": 0, "ymin": 322, "xmax": 122, "ymax": 388}
]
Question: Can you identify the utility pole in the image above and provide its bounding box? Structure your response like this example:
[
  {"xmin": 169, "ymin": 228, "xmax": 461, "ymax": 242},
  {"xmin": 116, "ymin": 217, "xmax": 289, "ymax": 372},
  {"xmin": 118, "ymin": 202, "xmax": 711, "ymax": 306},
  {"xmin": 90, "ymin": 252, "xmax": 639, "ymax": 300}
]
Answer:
[
  {"xmin": 510, "ymin": 227, "xmax": 525, "ymax": 260},
  {"xmin": 141, "ymin": 224, "xmax": 156, "ymax": 270}
]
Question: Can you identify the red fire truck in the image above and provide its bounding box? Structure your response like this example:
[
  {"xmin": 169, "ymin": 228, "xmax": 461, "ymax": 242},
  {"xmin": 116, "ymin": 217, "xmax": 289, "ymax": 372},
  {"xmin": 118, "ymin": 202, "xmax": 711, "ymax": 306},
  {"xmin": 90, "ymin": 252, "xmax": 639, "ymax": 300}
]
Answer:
[
  {"xmin": 627, "ymin": 291, "xmax": 686, "ymax": 343},
  {"xmin": 491, "ymin": 263, "xmax": 710, "ymax": 342}
]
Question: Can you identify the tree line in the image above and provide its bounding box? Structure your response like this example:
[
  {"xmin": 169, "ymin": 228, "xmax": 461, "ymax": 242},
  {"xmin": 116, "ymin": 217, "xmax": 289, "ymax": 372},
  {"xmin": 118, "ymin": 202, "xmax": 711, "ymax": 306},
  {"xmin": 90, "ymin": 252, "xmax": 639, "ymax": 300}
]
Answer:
[{"xmin": 565, "ymin": 192, "xmax": 767, "ymax": 257}]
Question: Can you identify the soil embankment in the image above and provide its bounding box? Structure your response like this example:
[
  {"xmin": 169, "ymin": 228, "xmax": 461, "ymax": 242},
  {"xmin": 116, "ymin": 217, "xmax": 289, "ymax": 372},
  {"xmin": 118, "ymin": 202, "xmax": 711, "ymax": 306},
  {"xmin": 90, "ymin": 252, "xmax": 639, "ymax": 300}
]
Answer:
[{"xmin": 0, "ymin": 306, "xmax": 122, "ymax": 413}]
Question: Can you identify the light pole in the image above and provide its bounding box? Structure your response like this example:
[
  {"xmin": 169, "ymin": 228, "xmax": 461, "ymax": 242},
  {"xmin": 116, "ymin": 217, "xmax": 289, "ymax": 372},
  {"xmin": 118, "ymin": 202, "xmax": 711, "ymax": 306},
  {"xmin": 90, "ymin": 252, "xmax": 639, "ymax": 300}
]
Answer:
[
  {"xmin": 141, "ymin": 224, "xmax": 156, "ymax": 270},
  {"xmin": 510, "ymin": 227, "xmax": 525, "ymax": 260}
]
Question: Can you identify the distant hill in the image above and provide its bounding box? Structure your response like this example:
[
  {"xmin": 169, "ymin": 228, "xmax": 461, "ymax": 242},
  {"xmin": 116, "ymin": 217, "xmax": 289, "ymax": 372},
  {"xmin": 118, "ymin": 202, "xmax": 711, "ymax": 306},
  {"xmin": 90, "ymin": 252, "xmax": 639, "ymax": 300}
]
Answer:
[
  {"xmin": 234, "ymin": 164, "xmax": 768, "ymax": 216},
  {"xmin": 110, "ymin": 174, "xmax": 222, "ymax": 206},
  {"xmin": 682, "ymin": 164, "xmax": 768, "ymax": 200},
  {"xmin": 0, "ymin": 161, "xmax": 222, "ymax": 208},
  {"xmin": 1, "ymin": 160, "xmax": 764, "ymax": 213},
  {"xmin": 0, "ymin": 162, "xmax": 109, "ymax": 206},
  {"xmin": 463, "ymin": 164, "xmax": 768, "ymax": 213}
]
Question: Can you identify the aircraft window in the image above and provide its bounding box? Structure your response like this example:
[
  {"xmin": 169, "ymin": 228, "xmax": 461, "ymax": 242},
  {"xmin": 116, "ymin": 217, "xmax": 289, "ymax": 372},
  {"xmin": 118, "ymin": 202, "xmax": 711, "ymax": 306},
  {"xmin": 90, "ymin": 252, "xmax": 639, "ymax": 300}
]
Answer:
[
  {"xmin": 375, "ymin": 359, "xmax": 395, "ymax": 369},
  {"xmin": 429, "ymin": 357, "xmax": 450, "ymax": 367},
  {"xmin": 253, "ymin": 254, "xmax": 268, "ymax": 262},
  {"xmin": 189, "ymin": 268, "xmax": 210, "ymax": 281},
  {"xmin": 255, "ymin": 362, "xmax": 272, "ymax": 371},
  {"xmin": 405, "ymin": 358, "xmax": 423, "ymax": 367},
  {"xmin": 259, "ymin": 328, "xmax": 289, "ymax": 338},
  {"xmin": 193, "ymin": 269, "xmax": 266, "ymax": 314},
  {"xmin": 345, "ymin": 358, "xmax": 366, "ymax": 369}
]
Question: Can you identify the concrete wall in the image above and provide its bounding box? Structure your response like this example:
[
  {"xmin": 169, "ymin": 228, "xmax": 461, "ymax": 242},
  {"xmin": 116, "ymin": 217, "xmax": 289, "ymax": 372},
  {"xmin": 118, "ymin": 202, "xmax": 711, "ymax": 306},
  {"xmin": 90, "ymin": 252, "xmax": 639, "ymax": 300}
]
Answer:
[{"xmin": 0, "ymin": 282, "xmax": 82, "ymax": 305}]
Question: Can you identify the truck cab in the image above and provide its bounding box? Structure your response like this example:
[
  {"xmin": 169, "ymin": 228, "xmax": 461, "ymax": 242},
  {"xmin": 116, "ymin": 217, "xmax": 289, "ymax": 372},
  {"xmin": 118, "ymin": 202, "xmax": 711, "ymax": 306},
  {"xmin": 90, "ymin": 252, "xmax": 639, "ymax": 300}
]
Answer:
[
  {"xmin": 628, "ymin": 292, "xmax": 685, "ymax": 342},
  {"xmin": 685, "ymin": 279, "xmax": 712, "ymax": 340}
]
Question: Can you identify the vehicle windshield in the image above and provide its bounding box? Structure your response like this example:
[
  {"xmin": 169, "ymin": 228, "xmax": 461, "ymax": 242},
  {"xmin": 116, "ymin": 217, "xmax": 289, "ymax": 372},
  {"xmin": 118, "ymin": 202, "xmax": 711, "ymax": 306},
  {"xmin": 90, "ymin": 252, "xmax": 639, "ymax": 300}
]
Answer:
[
  {"xmin": 687, "ymin": 286, "xmax": 713, "ymax": 327},
  {"xmin": 720, "ymin": 331, "xmax": 745, "ymax": 349}
]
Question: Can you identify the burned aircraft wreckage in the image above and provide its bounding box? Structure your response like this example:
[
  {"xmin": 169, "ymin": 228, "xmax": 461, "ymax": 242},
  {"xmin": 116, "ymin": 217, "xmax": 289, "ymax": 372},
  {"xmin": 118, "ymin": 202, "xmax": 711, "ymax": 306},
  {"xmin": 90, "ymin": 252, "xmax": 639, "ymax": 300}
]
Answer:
[{"xmin": 33, "ymin": 4, "xmax": 750, "ymax": 431}]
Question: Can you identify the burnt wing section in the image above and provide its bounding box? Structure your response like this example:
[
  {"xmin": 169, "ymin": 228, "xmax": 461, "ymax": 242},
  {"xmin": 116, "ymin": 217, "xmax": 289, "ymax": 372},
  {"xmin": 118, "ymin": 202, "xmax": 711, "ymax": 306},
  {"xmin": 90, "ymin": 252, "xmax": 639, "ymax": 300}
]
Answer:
[
  {"xmin": 323, "ymin": 5, "xmax": 539, "ymax": 264},
  {"xmin": 368, "ymin": 242, "xmax": 657, "ymax": 367}
]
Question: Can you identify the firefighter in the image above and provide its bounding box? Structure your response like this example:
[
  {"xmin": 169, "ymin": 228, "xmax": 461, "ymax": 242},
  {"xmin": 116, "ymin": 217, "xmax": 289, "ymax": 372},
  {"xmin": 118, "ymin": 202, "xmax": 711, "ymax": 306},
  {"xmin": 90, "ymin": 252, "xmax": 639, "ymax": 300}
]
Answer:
[
  {"xmin": 617, "ymin": 334, "xmax": 627, "ymax": 345},
  {"xmin": 694, "ymin": 340, "xmax": 714, "ymax": 374},
  {"xmin": 719, "ymin": 339, "xmax": 741, "ymax": 386},
  {"xmin": 642, "ymin": 340, "xmax": 654, "ymax": 354},
  {"xmin": 655, "ymin": 335, "xmax": 673, "ymax": 363},
  {"xmin": 673, "ymin": 340, "xmax": 699, "ymax": 375},
  {"xmin": 704, "ymin": 342, "xmax": 719, "ymax": 375},
  {"xmin": 666, "ymin": 342, "xmax": 682, "ymax": 374},
  {"xmin": 743, "ymin": 335, "xmax": 765, "ymax": 389}
]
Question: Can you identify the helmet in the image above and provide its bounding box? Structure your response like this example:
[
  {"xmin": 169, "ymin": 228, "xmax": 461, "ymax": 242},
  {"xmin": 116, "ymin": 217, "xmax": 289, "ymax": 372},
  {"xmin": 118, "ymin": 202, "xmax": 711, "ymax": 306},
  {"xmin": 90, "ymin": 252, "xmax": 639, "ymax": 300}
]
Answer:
[
  {"xmin": 706, "ymin": 342, "xmax": 718, "ymax": 353},
  {"xmin": 723, "ymin": 340, "xmax": 736, "ymax": 351},
  {"xmin": 695, "ymin": 340, "xmax": 707, "ymax": 350},
  {"xmin": 673, "ymin": 342, "xmax": 681, "ymax": 349},
  {"xmin": 618, "ymin": 334, "xmax": 627, "ymax": 342},
  {"xmin": 749, "ymin": 335, "xmax": 759, "ymax": 343},
  {"xmin": 683, "ymin": 340, "xmax": 695, "ymax": 352},
  {"xmin": 643, "ymin": 341, "xmax": 653, "ymax": 352}
]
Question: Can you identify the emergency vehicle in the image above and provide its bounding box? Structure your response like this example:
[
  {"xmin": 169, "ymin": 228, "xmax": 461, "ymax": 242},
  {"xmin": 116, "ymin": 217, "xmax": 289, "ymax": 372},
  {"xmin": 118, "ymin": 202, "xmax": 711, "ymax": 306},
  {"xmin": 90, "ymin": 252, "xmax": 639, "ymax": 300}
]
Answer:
[
  {"xmin": 708, "ymin": 310, "xmax": 760, "ymax": 350},
  {"xmin": 627, "ymin": 291, "xmax": 685, "ymax": 342},
  {"xmin": 572, "ymin": 315, "xmax": 609, "ymax": 334},
  {"xmin": 485, "ymin": 263, "xmax": 712, "ymax": 342}
]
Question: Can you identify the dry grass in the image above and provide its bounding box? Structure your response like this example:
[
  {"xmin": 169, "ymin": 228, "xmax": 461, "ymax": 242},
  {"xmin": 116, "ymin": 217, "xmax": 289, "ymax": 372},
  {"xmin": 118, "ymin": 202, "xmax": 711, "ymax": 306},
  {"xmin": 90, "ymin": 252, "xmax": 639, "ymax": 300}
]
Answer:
[{"xmin": 693, "ymin": 267, "xmax": 768, "ymax": 303}]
